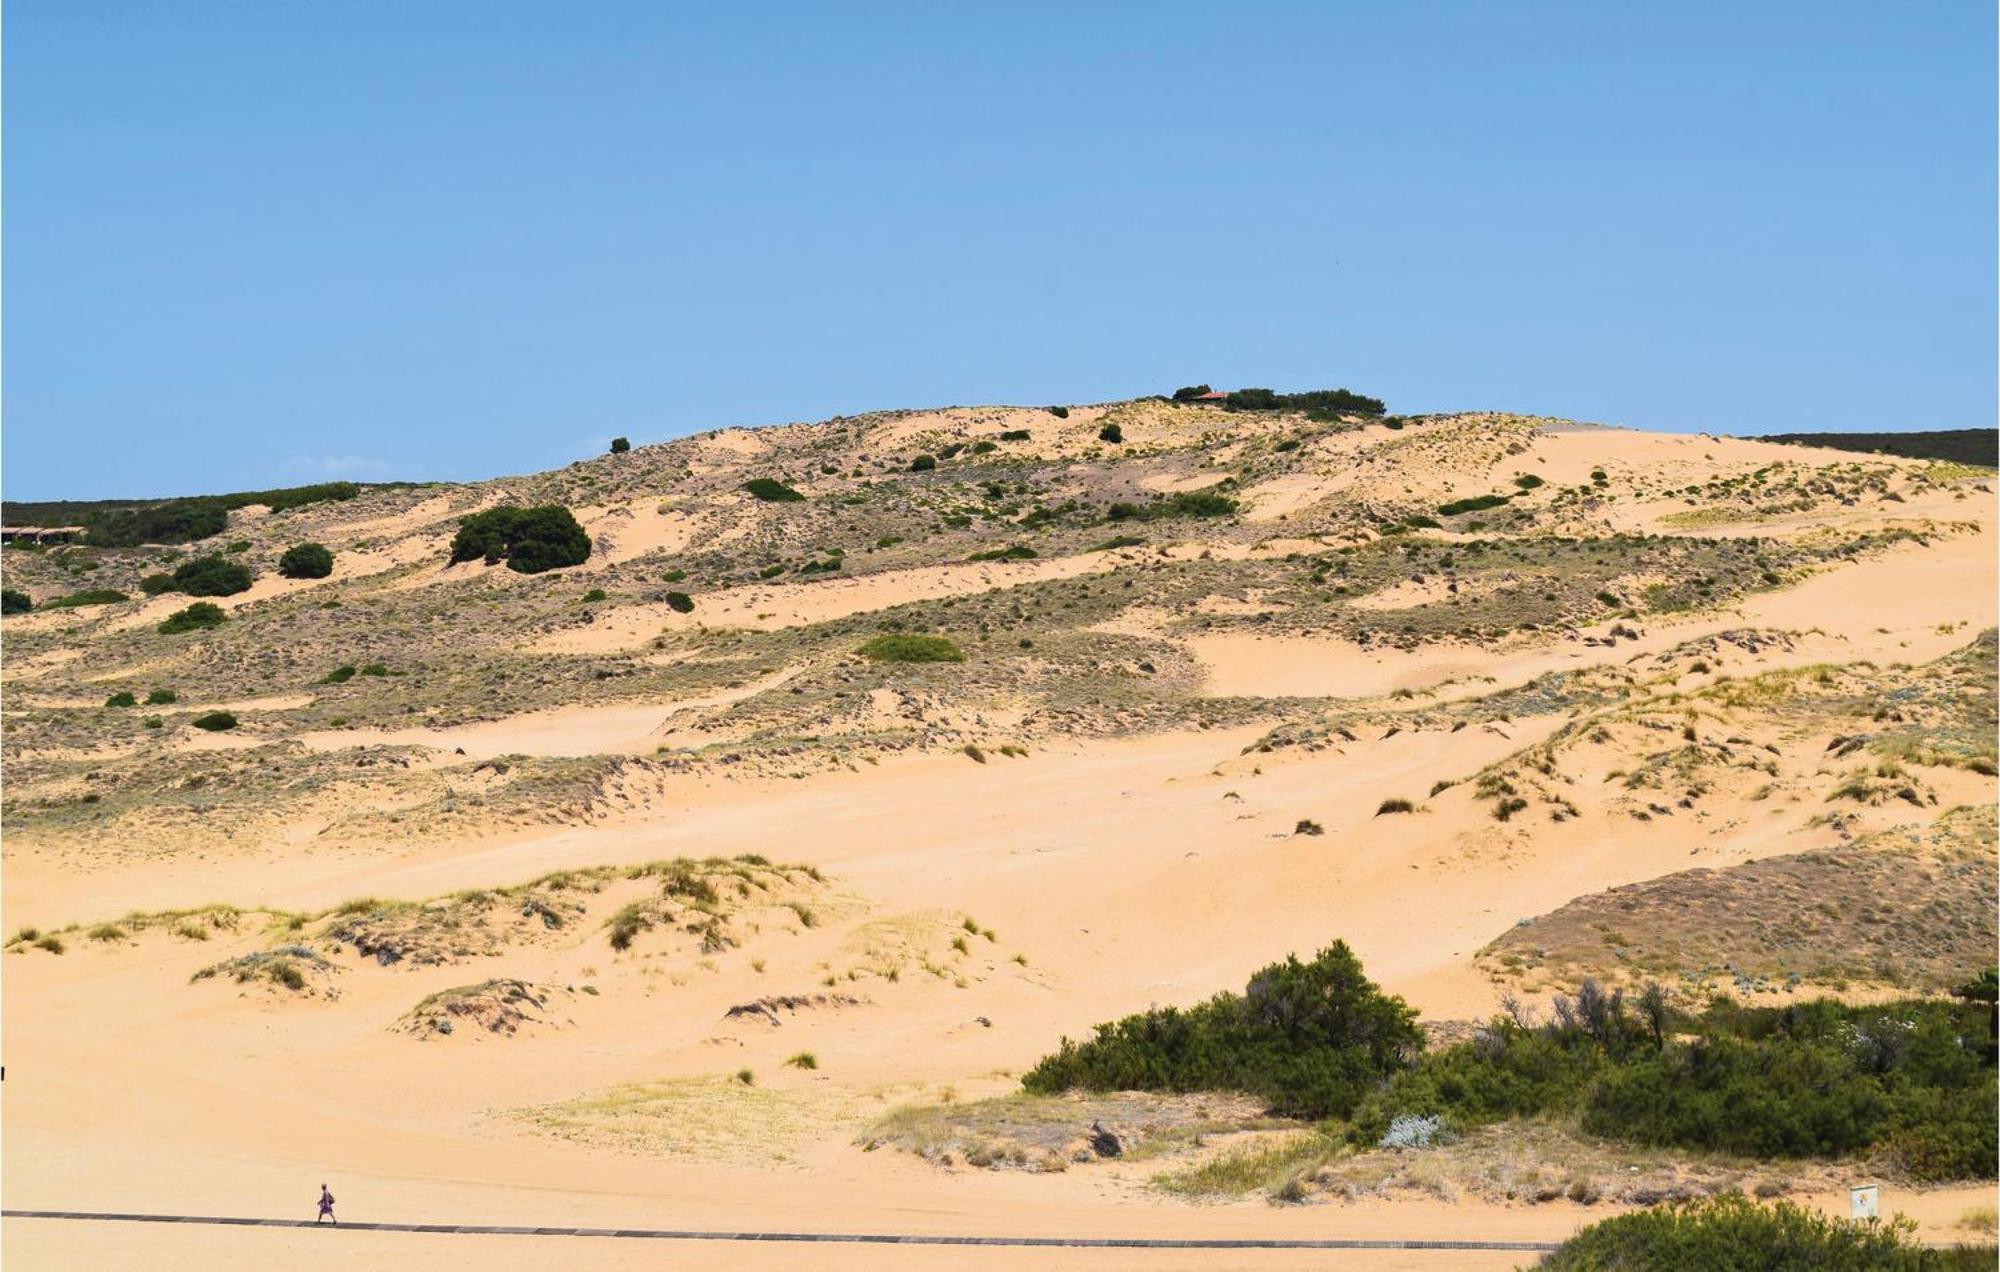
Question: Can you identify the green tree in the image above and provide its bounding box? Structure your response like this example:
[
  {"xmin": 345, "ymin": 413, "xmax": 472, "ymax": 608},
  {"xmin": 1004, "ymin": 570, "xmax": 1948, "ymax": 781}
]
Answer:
[{"xmin": 277, "ymin": 542, "xmax": 335, "ymax": 579}]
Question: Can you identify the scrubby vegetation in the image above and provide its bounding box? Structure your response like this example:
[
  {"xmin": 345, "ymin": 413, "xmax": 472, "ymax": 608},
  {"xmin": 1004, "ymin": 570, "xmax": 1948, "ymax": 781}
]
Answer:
[
  {"xmin": 278, "ymin": 542, "xmax": 334, "ymax": 579},
  {"xmin": 191, "ymin": 711, "xmax": 239, "ymax": 732},
  {"xmin": 449, "ymin": 505, "xmax": 591, "ymax": 574},
  {"xmin": 169, "ymin": 554, "xmax": 254, "ymax": 596},
  {"xmin": 1222, "ymin": 387, "xmax": 1386, "ymax": 417},
  {"xmin": 36, "ymin": 481, "xmax": 363, "ymax": 548},
  {"xmin": 1, "ymin": 588, "xmax": 30, "ymax": 614},
  {"xmin": 858, "ymin": 634, "xmax": 965, "ymax": 663},
  {"xmin": 664, "ymin": 591, "xmax": 695, "ymax": 613},
  {"xmin": 44, "ymin": 588, "xmax": 130, "ymax": 608},
  {"xmin": 1541, "ymin": 1193, "xmax": 1993, "ymax": 1269},
  {"xmin": 609, "ymin": 436, "xmax": 631, "ymax": 454},
  {"xmin": 1762, "ymin": 429, "xmax": 1996, "ymax": 468}
]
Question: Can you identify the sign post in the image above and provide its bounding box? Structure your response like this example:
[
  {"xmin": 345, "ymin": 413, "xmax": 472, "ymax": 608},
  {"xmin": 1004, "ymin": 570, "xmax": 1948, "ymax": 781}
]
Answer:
[{"xmin": 1850, "ymin": 1185, "xmax": 1879, "ymax": 1220}]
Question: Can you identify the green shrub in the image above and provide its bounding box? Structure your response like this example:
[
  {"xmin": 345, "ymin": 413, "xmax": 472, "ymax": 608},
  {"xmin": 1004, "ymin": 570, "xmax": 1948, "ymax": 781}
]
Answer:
[
  {"xmin": 144, "ymin": 688, "xmax": 177, "ymax": 705},
  {"xmin": 970, "ymin": 440, "xmax": 998, "ymax": 454},
  {"xmin": 582, "ymin": 588, "xmax": 607, "ymax": 603},
  {"xmin": 172, "ymin": 555, "xmax": 253, "ymax": 597},
  {"xmin": 449, "ymin": 505, "xmax": 591, "ymax": 574},
  {"xmin": 46, "ymin": 588, "xmax": 130, "ymax": 608},
  {"xmin": 104, "ymin": 691, "xmax": 138, "ymax": 708},
  {"xmin": 1376, "ymin": 798, "xmax": 1414, "ymax": 815},
  {"xmin": 0, "ymin": 588, "xmax": 30, "ymax": 614},
  {"xmin": 609, "ymin": 436, "xmax": 631, "ymax": 454},
  {"xmin": 1512, "ymin": 473, "xmax": 1545, "ymax": 491},
  {"xmin": 1224, "ymin": 387, "xmax": 1386, "ymax": 417},
  {"xmin": 138, "ymin": 573, "xmax": 177, "ymax": 595},
  {"xmin": 191, "ymin": 711, "xmax": 239, "ymax": 731},
  {"xmin": 1023, "ymin": 942, "xmax": 1421, "ymax": 1119},
  {"xmin": 968, "ymin": 545, "xmax": 1036, "ymax": 562},
  {"xmin": 321, "ymin": 665, "xmax": 357, "ymax": 684},
  {"xmin": 158, "ymin": 602, "xmax": 227, "ymax": 634},
  {"xmin": 1088, "ymin": 534, "xmax": 1147, "ymax": 552},
  {"xmin": 664, "ymin": 591, "xmax": 694, "ymax": 613},
  {"xmin": 859, "ymin": 634, "xmax": 965, "ymax": 663},
  {"xmin": 1541, "ymin": 1193, "xmax": 1986, "ymax": 1270},
  {"xmin": 1048, "ymin": 405, "xmax": 1069, "ymax": 419},
  {"xmin": 225, "ymin": 539, "xmax": 251, "ymax": 553},
  {"xmin": 1171, "ymin": 384, "xmax": 1213, "ymax": 401},
  {"xmin": 277, "ymin": 542, "xmax": 334, "ymax": 579},
  {"xmin": 998, "ymin": 429, "xmax": 1032, "ymax": 441},
  {"xmin": 1098, "ymin": 422, "xmax": 1124, "ymax": 444},
  {"xmin": 1437, "ymin": 493, "xmax": 1512, "ymax": 517},
  {"xmin": 911, "ymin": 454, "xmax": 937, "ymax": 472},
  {"xmin": 741, "ymin": 477, "xmax": 805, "ymax": 502},
  {"xmin": 661, "ymin": 569, "xmax": 686, "ymax": 583}
]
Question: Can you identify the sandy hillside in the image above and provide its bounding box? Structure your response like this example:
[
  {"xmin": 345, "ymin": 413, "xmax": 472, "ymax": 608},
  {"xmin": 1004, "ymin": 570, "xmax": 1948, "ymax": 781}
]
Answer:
[{"xmin": 4, "ymin": 401, "xmax": 1994, "ymax": 1268}]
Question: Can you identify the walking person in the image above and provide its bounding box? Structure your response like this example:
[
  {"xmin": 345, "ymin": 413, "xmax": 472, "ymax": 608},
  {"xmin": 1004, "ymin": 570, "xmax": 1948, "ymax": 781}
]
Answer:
[{"xmin": 316, "ymin": 1183, "xmax": 337, "ymax": 1226}]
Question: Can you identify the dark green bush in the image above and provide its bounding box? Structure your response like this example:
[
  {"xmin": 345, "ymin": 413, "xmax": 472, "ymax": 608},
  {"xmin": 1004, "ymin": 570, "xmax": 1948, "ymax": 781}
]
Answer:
[
  {"xmin": 46, "ymin": 588, "xmax": 131, "ymax": 608},
  {"xmin": 1023, "ymin": 942, "xmax": 1422, "ymax": 1119},
  {"xmin": 191, "ymin": 711, "xmax": 238, "ymax": 731},
  {"xmin": 968, "ymin": 545, "xmax": 1036, "ymax": 562},
  {"xmin": 277, "ymin": 542, "xmax": 334, "ymax": 579},
  {"xmin": 1048, "ymin": 405, "xmax": 1069, "ymax": 419},
  {"xmin": 609, "ymin": 436, "xmax": 631, "ymax": 454},
  {"xmin": 1437, "ymin": 493, "xmax": 1512, "ymax": 517},
  {"xmin": 139, "ymin": 573, "xmax": 177, "ymax": 595},
  {"xmin": 144, "ymin": 688, "xmax": 177, "ymax": 705},
  {"xmin": 1541, "ymin": 1193, "xmax": 1988, "ymax": 1270},
  {"xmin": 449, "ymin": 505, "xmax": 591, "ymax": 574},
  {"xmin": 1224, "ymin": 387, "xmax": 1386, "ymax": 417},
  {"xmin": 998, "ymin": 429, "xmax": 1032, "ymax": 441},
  {"xmin": 664, "ymin": 591, "xmax": 694, "ymax": 613},
  {"xmin": 322, "ymin": 665, "xmax": 357, "ymax": 684},
  {"xmin": 859, "ymin": 634, "xmax": 965, "ymax": 663},
  {"xmin": 104, "ymin": 691, "xmax": 137, "ymax": 708},
  {"xmin": 741, "ymin": 478, "xmax": 805, "ymax": 502},
  {"xmin": 970, "ymin": 440, "xmax": 998, "ymax": 454},
  {"xmin": 582, "ymin": 588, "xmax": 607, "ymax": 603},
  {"xmin": 78, "ymin": 483, "xmax": 360, "ymax": 548},
  {"xmin": 172, "ymin": 555, "xmax": 253, "ymax": 596},
  {"xmin": 1, "ymin": 588, "xmax": 31, "ymax": 614},
  {"xmin": 1171, "ymin": 384, "xmax": 1213, "ymax": 401},
  {"xmin": 1512, "ymin": 473, "xmax": 1545, "ymax": 490},
  {"xmin": 1098, "ymin": 422, "xmax": 1124, "ymax": 444},
  {"xmin": 158, "ymin": 602, "xmax": 227, "ymax": 634},
  {"xmin": 661, "ymin": 569, "xmax": 686, "ymax": 583},
  {"xmin": 911, "ymin": 454, "xmax": 937, "ymax": 472},
  {"xmin": 359, "ymin": 663, "xmax": 390, "ymax": 677},
  {"xmin": 225, "ymin": 539, "xmax": 251, "ymax": 553}
]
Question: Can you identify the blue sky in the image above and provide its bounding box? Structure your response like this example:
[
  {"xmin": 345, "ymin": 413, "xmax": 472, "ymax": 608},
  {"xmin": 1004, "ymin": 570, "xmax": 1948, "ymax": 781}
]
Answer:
[{"xmin": 6, "ymin": 2, "xmax": 1993, "ymax": 500}]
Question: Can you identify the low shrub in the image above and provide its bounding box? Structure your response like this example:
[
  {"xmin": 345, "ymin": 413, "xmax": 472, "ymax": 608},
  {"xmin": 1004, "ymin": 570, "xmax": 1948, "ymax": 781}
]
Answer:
[
  {"xmin": 449, "ymin": 505, "xmax": 591, "ymax": 574},
  {"xmin": 158, "ymin": 602, "xmax": 227, "ymax": 634},
  {"xmin": 139, "ymin": 573, "xmax": 177, "ymax": 594},
  {"xmin": 998, "ymin": 429, "xmax": 1032, "ymax": 441},
  {"xmin": 1171, "ymin": 384, "xmax": 1213, "ymax": 401},
  {"xmin": 1047, "ymin": 405, "xmax": 1069, "ymax": 418},
  {"xmin": 1437, "ymin": 493, "xmax": 1511, "ymax": 517},
  {"xmin": 321, "ymin": 665, "xmax": 357, "ymax": 684},
  {"xmin": 968, "ymin": 545, "xmax": 1036, "ymax": 562},
  {"xmin": 741, "ymin": 477, "xmax": 805, "ymax": 502},
  {"xmin": 582, "ymin": 588, "xmax": 607, "ymax": 603},
  {"xmin": 1022, "ymin": 942, "xmax": 1421, "ymax": 1120},
  {"xmin": 609, "ymin": 436, "xmax": 631, "ymax": 454},
  {"xmin": 859, "ymin": 634, "xmax": 965, "ymax": 663},
  {"xmin": 46, "ymin": 588, "xmax": 130, "ymax": 608},
  {"xmin": 1098, "ymin": 422, "xmax": 1124, "ymax": 444},
  {"xmin": 1512, "ymin": 473, "xmax": 1545, "ymax": 491},
  {"xmin": 664, "ymin": 591, "xmax": 695, "ymax": 613},
  {"xmin": 191, "ymin": 711, "xmax": 239, "ymax": 731},
  {"xmin": 911, "ymin": 454, "xmax": 937, "ymax": 472},
  {"xmin": 1376, "ymin": 798, "xmax": 1414, "ymax": 815},
  {"xmin": 278, "ymin": 542, "xmax": 334, "ymax": 579},
  {"xmin": 144, "ymin": 688, "xmax": 177, "ymax": 705},
  {"xmin": 1541, "ymin": 1193, "xmax": 1988, "ymax": 1270},
  {"xmin": 0, "ymin": 588, "xmax": 30, "ymax": 614},
  {"xmin": 661, "ymin": 569, "xmax": 686, "ymax": 583},
  {"xmin": 104, "ymin": 691, "xmax": 137, "ymax": 708}
]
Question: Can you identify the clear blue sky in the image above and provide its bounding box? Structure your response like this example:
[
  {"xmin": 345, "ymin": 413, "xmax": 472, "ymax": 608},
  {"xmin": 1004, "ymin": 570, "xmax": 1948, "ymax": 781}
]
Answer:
[{"xmin": 6, "ymin": 2, "xmax": 1993, "ymax": 500}]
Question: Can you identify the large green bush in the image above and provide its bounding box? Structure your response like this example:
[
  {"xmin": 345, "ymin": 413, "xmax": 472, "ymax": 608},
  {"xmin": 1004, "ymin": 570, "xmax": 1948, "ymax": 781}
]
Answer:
[
  {"xmin": 44, "ymin": 588, "xmax": 130, "ymax": 608},
  {"xmin": 1541, "ymin": 1193, "xmax": 1991, "ymax": 1270},
  {"xmin": 449, "ymin": 505, "xmax": 591, "ymax": 574},
  {"xmin": 1022, "ymin": 943, "xmax": 1422, "ymax": 1119},
  {"xmin": 1437, "ymin": 493, "xmax": 1512, "ymax": 517},
  {"xmin": 858, "ymin": 634, "xmax": 965, "ymax": 663},
  {"xmin": 0, "ymin": 588, "xmax": 30, "ymax": 615},
  {"xmin": 171, "ymin": 555, "xmax": 253, "ymax": 596},
  {"xmin": 1106, "ymin": 490, "xmax": 1240, "ymax": 522},
  {"xmin": 191, "ymin": 711, "xmax": 239, "ymax": 732},
  {"xmin": 158, "ymin": 602, "xmax": 228, "ymax": 634},
  {"xmin": 278, "ymin": 542, "xmax": 335, "ymax": 579},
  {"xmin": 741, "ymin": 478, "xmax": 805, "ymax": 502}
]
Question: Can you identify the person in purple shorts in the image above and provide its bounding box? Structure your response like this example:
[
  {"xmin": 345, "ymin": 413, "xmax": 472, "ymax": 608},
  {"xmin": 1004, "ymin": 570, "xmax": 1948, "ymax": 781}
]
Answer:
[{"xmin": 316, "ymin": 1183, "xmax": 337, "ymax": 1225}]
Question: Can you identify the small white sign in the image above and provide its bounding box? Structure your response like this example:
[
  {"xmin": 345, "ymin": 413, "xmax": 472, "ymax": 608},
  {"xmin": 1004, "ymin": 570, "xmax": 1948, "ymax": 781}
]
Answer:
[{"xmin": 1850, "ymin": 1184, "xmax": 1879, "ymax": 1220}]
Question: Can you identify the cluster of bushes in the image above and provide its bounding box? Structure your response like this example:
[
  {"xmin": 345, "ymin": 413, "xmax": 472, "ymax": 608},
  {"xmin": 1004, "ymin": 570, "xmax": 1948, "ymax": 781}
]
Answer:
[
  {"xmin": 2, "ymin": 588, "xmax": 31, "ymax": 614},
  {"xmin": 143, "ymin": 554, "xmax": 254, "ymax": 597},
  {"xmin": 278, "ymin": 542, "xmax": 334, "ymax": 579},
  {"xmin": 1025, "ymin": 948, "xmax": 1998, "ymax": 1181},
  {"xmin": 741, "ymin": 477, "xmax": 805, "ymax": 502},
  {"xmin": 1213, "ymin": 387, "xmax": 1386, "ymax": 417},
  {"xmin": 967, "ymin": 544, "xmax": 1036, "ymax": 562},
  {"xmin": 858, "ymin": 634, "xmax": 965, "ymax": 664},
  {"xmin": 1436, "ymin": 492, "xmax": 1513, "ymax": 517},
  {"xmin": 1543, "ymin": 1193, "xmax": 1992, "ymax": 1270},
  {"xmin": 1105, "ymin": 490, "xmax": 1240, "ymax": 522},
  {"xmin": 74, "ymin": 481, "xmax": 360, "ymax": 547},
  {"xmin": 44, "ymin": 588, "xmax": 130, "ymax": 608},
  {"xmin": 449, "ymin": 505, "xmax": 591, "ymax": 574},
  {"xmin": 1023, "ymin": 943, "xmax": 1423, "ymax": 1119}
]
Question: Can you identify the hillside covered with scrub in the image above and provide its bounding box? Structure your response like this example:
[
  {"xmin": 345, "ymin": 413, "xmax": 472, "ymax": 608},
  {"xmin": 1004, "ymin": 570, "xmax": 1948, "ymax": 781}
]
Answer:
[{"xmin": 3, "ymin": 389, "xmax": 1995, "ymax": 1255}]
